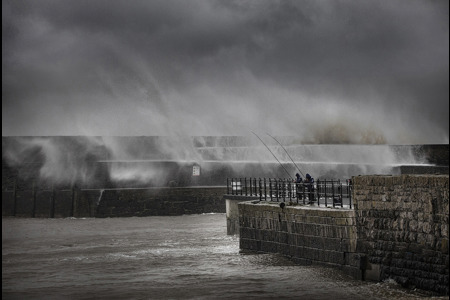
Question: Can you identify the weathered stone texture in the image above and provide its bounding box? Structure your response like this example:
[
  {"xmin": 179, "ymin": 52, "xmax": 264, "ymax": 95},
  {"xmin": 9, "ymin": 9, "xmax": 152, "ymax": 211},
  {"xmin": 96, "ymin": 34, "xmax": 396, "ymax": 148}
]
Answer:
[
  {"xmin": 2, "ymin": 187, "xmax": 227, "ymax": 217},
  {"xmin": 354, "ymin": 174, "xmax": 449, "ymax": 295},
  {"xmin": 238, "ymin": 202, "xmax": 363, "ymax": 279},
  {"xmin": 238, "ymin": 174, "xmax": 448, "ymax": 295}
]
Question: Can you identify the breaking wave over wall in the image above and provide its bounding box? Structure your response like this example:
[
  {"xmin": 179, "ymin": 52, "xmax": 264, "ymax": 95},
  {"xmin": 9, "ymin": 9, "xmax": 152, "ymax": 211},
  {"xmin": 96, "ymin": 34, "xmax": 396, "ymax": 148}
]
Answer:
[{"xmin": 2, "ymin": 136, "xmax": 446, "ymax": 190}]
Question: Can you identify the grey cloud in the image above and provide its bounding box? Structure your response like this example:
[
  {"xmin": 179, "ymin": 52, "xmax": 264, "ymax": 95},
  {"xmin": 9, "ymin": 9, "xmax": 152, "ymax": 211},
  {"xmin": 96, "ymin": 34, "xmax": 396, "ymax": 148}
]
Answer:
[{"xmin": 2, "ymin": 0, "xmax": 448, "ymax": 143}]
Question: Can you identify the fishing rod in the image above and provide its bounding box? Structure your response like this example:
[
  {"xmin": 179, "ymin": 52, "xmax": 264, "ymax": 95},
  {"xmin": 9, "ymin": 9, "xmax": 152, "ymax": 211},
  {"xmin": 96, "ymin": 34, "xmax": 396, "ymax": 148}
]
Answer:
[
  {"xmin": 251, "ymin": 131, "xmax": 293, "ymax": 180},
  {"xmin": 266, "ymin": 133, "xmax": 305, "ymax": 178}
]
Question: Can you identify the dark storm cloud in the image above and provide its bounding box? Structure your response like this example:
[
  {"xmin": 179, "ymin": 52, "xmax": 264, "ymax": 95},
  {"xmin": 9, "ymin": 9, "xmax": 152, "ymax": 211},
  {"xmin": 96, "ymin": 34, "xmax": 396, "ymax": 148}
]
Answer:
[{"xmin": 2, "ymin": 0, "xmax": 449, "ymax": 143}]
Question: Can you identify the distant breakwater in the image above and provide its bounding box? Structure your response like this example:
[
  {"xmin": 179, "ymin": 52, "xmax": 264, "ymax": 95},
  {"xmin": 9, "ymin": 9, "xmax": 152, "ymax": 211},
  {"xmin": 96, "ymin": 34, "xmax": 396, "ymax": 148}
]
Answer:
[
  {"xmin": 2, "ymin": 137, "xmax": 447, "ymax": 218},
  {"xmin": 2, "ymin": 137, "xmax": 448, "ymax": 192}
]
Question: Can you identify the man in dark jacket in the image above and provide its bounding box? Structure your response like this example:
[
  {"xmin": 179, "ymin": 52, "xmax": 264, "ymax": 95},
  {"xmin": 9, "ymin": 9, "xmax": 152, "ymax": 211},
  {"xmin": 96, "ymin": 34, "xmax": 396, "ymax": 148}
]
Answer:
[{"xmin": 304, "ymin": 173, "xmax": 315, "ymax": 203}]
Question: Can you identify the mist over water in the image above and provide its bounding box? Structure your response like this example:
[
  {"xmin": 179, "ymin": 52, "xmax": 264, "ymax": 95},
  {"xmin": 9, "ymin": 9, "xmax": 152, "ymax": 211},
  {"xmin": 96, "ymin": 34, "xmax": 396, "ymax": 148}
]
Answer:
[{"xmin": 2, "ymin": 136, "xmax": 430, "ymax": 188}]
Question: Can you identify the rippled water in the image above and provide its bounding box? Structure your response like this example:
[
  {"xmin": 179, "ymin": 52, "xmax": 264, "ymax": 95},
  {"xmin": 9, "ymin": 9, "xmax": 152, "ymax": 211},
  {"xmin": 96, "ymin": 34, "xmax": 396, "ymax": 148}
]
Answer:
[{"xmin": 2, "ymin": 214, "xmax": 445, "ymax": 300}]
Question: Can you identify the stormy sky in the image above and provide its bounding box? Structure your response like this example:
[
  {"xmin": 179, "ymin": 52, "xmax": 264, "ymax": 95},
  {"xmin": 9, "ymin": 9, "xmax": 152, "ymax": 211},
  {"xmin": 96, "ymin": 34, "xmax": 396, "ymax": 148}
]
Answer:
[{"xmin": 2, "ymin": 0, "xmax": 449, "ymax": 144}]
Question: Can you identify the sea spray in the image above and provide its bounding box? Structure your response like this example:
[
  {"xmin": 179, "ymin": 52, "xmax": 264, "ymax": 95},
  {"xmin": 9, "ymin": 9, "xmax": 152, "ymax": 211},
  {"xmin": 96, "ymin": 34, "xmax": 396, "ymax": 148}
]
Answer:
[{"xmin": 96, "ymin": 189, "xmax": 104, "ymax": 206}]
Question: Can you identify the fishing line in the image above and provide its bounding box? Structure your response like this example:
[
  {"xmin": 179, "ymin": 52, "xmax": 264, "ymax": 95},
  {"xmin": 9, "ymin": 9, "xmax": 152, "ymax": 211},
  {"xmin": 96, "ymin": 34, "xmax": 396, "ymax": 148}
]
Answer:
[
  {"xmin": 266, "ymin": 133, "xmax": 305, "ymax": 178},
  {"xmin": 251, "ymin": 131, "xmax": 293, "ymax": 180}
]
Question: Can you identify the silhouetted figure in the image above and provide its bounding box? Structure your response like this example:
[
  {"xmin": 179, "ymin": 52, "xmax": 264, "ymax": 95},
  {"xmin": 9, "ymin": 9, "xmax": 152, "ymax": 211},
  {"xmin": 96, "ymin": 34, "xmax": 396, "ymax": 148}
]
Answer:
[{"xmin": 304, "ymin": 173, "xmax": 315, "ymax": 203}]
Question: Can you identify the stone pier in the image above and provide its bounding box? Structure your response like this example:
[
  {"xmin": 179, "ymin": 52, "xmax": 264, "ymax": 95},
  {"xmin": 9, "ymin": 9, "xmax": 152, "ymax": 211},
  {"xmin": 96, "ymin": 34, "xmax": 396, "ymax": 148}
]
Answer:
[{"xmin": 230, "ymin": 174, "xmax": 449, "ymax": 295}]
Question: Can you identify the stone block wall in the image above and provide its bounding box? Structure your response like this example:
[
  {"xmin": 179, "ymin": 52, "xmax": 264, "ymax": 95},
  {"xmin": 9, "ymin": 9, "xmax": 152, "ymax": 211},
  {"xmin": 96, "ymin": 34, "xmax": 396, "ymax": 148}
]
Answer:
[
  {"xmin": 95, "ymin": 187, "xmax": 227, "ymax": 217},
  {"xmin": 238, "ymin": 202, "xmax": 365, "ymax": 279},
  {"xmin": 226, "ymin": 196, "xmax": 259, "ymax": 235},
  {"xmin": 2, "ymin": 187, "xmax": 227, "ymax": 218},
  {"xmin": 236, "ymin": 174, "xmax": 449, "ymax": 295},
  {"xmin": 353, "ymin": 175, "xmax": 449, "ymax": 295}
]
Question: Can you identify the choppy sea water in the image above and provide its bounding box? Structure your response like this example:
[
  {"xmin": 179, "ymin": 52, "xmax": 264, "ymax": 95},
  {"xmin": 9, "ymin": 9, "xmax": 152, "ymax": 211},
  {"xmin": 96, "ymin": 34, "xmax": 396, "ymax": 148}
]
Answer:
[{"xmin": 2, "ymin": 214, "xmax": 446, "ymax": 300}]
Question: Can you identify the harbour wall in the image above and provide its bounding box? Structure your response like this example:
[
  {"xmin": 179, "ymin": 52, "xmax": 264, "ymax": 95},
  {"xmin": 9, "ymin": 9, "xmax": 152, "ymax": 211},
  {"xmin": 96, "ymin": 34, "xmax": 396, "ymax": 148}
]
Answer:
[
  {"xmin": 238, "ymin": 201, "xmax": 364, "ymax": 278},
  {"xmin": 2, "ymin": 187, "xmax": 227, "ymax": 218},
  {"xmin": 353, "ymin": 174, "xmax": 448, "ymax": 294},
  {"xmin": 232, "ymin": 174, "xmax": 449, "ymax": 295}
]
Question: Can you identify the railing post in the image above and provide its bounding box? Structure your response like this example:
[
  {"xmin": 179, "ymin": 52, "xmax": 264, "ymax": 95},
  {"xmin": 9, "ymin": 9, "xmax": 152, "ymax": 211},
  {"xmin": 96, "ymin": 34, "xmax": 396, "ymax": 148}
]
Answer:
[
  {"xmin": 279, "ymin": 179, "xmax": 282, "ymax": 201},
  {"xmin": 229, "ymin": 175, "xmax": 352, "ymax": 210},
  {"xmin": 288, "ymin": 181, "xmax": 292, "ymax": 202},
  {"xmin": 269, "ymin": 178, "xmax": 271, "ymax": 200},
  {"xmin": 231, "ymin": 178, "xmax": 233, "ymax": 195},
  {"xmin": 275, "ymin": 179, "xmax": 279, "ymax": 202},
  {"xmin": 285, "ymin": 179, "xmax": 288, "ymax": 201},
  {"xmin": 331, "ymin": 180, "xmax": 335, "ymax": 208},
  {"xmin": 278, "ymin": 179, "xmax": 280, "ymax": 201},
  {"xmin": 270, "ymin": 178, "xmax": 276, "ymax": 201},
  {"xmin": 347, "ymin": 180, "xmax": 351, "ymax": 200},
  {"xmin": 240, "ymin": 178, "xmax": 243, "ymax": 196},
  {"xmin": 349, "ymin": 179, "xmax": 352, "ymax": 209},
  {"xmin": 269, "ymin": 178, "xmax": 272, "ymax": 201},
  {"xmin": 281, "ymin": 179, "xmax": 283, "ymax": 202},
  {"xmin": 302, "ymin": 183, "xmax": 306, "ymax": 205},
  {"xmin": 231, "ymin": 178, "xmax": 234, "ymax": 195},
  {"xmin": 244, "ymin": 178, "xmax": 247, "ymax": 196},
  {"xmin": 281, "ymin": 179, "xmax": 284, "ymax": 202},
  {"xmin": 259, "ymin": 178, "xmax": 262, "ymax": 201},
  {"xmin": 314, "ymin": 181, "xmax": 318, "ymax": 204},
  {"xmin": 317, "ymin": 179, "xmax": 320, "ymax": 207},
  {"xmin": 259, "ymin": 178, "xmax": 267, "ymax": 201},
  {"xmin": 285, "ymin": 179, "xmax": 288, "ymax": 202},
  {"xmin": 253, "ymin": 178, "xmax": 255, "ymax": 196}
]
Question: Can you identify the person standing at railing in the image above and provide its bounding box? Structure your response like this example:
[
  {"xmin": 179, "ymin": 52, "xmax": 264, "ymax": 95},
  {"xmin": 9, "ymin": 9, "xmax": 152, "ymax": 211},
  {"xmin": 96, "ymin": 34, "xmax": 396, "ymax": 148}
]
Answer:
[
  {"xmin": 304, "ymin": 173, "xmax": 315, "ymax": 203},
  {"xmin": 294, "ymin": 173, "xmax": 303, "ymax": 200}
]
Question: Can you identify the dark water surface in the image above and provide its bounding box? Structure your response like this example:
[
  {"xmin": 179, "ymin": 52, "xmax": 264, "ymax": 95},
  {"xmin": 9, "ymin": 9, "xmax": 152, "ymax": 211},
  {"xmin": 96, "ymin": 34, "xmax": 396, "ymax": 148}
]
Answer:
[{"xmin": 2, "ymin": 214, "xmax": 446, "ymax": 300}]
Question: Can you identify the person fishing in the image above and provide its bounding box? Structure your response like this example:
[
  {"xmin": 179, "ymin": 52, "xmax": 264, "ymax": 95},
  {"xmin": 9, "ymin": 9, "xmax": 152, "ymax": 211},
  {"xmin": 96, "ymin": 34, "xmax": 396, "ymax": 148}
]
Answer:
[
  {"xmin": 294, "ymin": 173, "xmax": 303, "ymax": 200},
  {"xmin": 304, "ymin": 173, "xmax": 315, "ymax": 203}
]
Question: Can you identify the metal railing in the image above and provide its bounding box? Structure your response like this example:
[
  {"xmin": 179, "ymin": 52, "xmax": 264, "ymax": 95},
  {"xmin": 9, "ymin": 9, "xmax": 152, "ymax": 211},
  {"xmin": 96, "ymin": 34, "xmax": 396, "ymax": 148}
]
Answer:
[{"xmin": 227, "ymin": 177, "xmax": 352, "ymax": 209}]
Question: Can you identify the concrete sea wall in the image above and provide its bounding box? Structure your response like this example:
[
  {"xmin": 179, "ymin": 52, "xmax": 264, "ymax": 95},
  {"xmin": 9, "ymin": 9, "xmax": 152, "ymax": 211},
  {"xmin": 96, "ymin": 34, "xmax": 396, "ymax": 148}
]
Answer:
[
  {"xmin": 234, "ymin": 174, "xmax": 449, "ymax": 295},
  {"xmin": 2, "ymin": 187, "xmax": 227, "ymax": 218}
]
